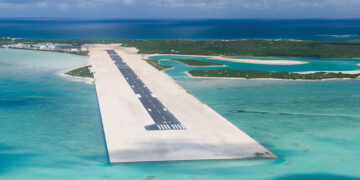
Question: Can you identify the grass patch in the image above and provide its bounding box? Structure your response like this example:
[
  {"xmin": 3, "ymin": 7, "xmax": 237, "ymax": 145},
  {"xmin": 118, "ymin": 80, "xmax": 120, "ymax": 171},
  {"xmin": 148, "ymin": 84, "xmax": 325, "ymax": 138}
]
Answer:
[
  {"xmin": 189, "ymin": 69, "xmax": 360, "ymax": 80},
  {"xmin": 66, "ymin": 65, "xmax": 93, "ymax": 78},
  {"xmin": 146, "ymin": 60, "xmax": 172, "ymax": 71},
  {"xmin": 171, "ymin": 59, "xmax": 223, "ymax": 66}
]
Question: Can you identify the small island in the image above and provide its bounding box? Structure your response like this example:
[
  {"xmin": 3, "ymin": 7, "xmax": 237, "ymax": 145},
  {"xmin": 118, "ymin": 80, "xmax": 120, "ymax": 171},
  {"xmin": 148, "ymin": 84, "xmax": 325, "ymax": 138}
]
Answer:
[
  {"xmin": 66, "ymin": 65, "xmax": 94, "ymax": 78},
  {"xmin": 146, "ymin": 60, "xmax": 172, "ymax": 71},
  {"xmin": 188, "ymin": 69, "xmax": 360, "ymax": 80},
  {"xmin": 171, "ymin": 59, "xmax": 223, "ymax": 66}
]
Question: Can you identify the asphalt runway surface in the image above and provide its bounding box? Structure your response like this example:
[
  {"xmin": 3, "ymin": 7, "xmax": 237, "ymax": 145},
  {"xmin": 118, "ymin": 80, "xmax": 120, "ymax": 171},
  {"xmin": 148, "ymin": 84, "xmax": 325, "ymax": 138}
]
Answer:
[{"xmin": 106, "ymin": 50, "xmax": 185, "ymax": 131}]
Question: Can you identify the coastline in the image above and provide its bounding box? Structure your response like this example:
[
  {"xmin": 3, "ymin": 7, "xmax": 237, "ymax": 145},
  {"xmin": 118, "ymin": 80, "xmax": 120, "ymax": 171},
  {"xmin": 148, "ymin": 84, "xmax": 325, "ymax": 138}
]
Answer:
[
  {"xmin": 208, "ymin": 56, "xmax": 308, "ymax": 65},
  {"xmin": 185, "ymin": 71, "xmax": 360, "ymax": 81},
  {"xmin": 1, "ymin": 47, "xmax": 89, "ymax": 56},
  {"xmin": 144, "ymin": 54, "xmax": 309, "ymax": 65},
  {"xmin": 298, "ymin": 70, "xmax": 360, "ymax": 75},
  {"xmin": 164, "ymin": 59, "xmax": 227, "ymax": 67},
  {"xmin": 59, "ymin": 72, "xmax": 94, "ymax": 84},
  {"xmin": 88, "ymin": 44, "xmax": 275, "ymax": 163}
]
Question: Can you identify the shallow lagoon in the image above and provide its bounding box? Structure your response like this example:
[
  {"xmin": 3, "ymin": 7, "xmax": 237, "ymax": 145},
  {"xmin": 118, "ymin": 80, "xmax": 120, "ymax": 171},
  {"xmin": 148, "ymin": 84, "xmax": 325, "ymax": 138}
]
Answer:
[
  {"xmin": 0, "ymin": 49, "xmax": 359, "ymax": 179},
  {"xmin": 150, "ymin": 55, "xmax": 360, "ymax": 79}
]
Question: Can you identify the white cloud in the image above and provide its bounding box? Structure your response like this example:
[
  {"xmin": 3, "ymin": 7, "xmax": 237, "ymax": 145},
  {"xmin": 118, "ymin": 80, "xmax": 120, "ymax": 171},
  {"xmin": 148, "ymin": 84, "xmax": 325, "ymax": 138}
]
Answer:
[
  {"xmin": 150, "ymin": 0, "xmax": 227, "ymax": 8},
  {"xmin": 0, "ymin": 0, "xmax": 359, "ymax": 18}
]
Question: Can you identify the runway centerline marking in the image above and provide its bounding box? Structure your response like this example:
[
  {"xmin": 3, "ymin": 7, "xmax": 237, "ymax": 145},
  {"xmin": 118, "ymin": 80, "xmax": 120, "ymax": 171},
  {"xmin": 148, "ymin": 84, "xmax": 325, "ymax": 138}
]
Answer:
[{"xmin": 106, "ymin": 50, "xmax": 185, "ymax": 131}]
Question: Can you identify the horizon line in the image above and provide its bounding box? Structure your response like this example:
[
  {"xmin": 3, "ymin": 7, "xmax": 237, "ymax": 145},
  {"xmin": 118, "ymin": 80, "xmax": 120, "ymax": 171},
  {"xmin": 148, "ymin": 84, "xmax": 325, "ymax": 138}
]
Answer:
[{"xmin": 1, "ymin": 17, "xmax": 360, "ymax": 21}]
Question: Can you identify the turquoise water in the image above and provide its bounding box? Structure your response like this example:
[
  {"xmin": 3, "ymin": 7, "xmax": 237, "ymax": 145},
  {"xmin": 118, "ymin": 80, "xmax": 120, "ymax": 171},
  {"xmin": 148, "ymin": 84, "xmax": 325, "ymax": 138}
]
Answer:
[
  {"xmin": 1, "ymin": 49, "xmax": 360, "ymax": 179},
  {"xmin": 150, "ymin": 55, "xmax": 360, "ymax": 79}
]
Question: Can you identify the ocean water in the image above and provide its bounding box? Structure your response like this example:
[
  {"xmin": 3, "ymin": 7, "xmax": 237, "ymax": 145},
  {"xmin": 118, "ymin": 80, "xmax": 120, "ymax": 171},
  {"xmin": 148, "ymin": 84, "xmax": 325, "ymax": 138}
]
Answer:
[
  {"xmin": 0, "ymin": 18, "xmax": 360, "ymax": 40},
  {"xmin": 0, "ymin": 48, "xmax": 359, "ymax": 179}
]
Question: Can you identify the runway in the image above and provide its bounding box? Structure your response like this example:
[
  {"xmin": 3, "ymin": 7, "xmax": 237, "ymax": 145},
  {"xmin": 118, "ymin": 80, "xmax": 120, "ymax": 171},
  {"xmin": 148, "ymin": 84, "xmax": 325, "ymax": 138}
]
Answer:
[
  {"xmin": 106, "ymin": 50, "xmax": 185, "ymax": 131},
  {"xmin": 88, "ymin": 44, "xmax": 275, "ymax": 163}
]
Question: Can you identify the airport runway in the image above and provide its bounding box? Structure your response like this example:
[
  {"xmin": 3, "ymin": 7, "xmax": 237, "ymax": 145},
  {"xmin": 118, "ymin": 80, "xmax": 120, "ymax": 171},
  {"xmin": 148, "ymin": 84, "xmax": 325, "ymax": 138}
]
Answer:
[
  {"xmin": 89, "ymin": 44, "xmax": 275, "ymax": 163},
  {"xmin": 106, "ymin": 50, "xmax": 185, "ymax": 131}
]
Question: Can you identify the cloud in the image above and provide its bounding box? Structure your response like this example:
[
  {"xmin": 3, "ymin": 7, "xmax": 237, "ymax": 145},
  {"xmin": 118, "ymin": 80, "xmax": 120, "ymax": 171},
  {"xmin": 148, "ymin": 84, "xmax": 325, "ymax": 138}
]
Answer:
[
  {"xmin": 147, "ymin": 0, "xmax": 360, "ymax": 10},
  {"xmin": 0, "ymin": 0, "xmax": 359, "ymax": 9},
  {"xmin": 150, "ymin": 0, "xmax": 228, "ymax": 8},
  {"xmin": 0, "ymin": 0, "xmax": 359, "ymax": 18}
]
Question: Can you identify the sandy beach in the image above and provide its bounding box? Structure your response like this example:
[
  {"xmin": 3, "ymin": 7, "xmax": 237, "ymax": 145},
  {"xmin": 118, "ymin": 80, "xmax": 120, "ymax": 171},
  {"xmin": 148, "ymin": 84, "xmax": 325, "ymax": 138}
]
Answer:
[
  {"xmin": 59, "ymin": 70, "xmax": 94, "ymax": 84},
  {"xmin": 208, "ymin": 56, "xmax": 309, "ymax": 65},
  {"xmin": 144, "ymin": 54, "xmax": 309, "ymax": 65}
]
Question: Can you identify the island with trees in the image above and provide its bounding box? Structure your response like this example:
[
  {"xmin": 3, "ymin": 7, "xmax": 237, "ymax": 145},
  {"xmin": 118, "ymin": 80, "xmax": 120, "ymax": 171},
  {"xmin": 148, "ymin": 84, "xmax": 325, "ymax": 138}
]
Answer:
[{"xmin": 188, "ymin": 69, "xmax": 360, "ymax": 80}]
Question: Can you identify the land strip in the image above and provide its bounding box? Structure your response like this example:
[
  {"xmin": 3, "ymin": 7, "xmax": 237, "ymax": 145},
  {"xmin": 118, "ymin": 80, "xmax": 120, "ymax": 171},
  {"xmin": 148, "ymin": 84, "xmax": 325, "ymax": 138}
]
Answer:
[
  {"xmin": 145, "ymin": 60, "xmax": 172, "ymax": 71},
  {"xmin": 207, "ymin": 56, "xmax": 308, "ymax": 65},
  {"xmin": 121, "ymin": 39, "xmax": 360, "ymax": 58},
  {"xmin": 171, "ymin": 59, "xmax": 224, "ymax": 66},
  {"xmin": 88, "ymin": 44, "xmax": 275, "ymax": 163},
  {"xmin": 147, "ymin": 54, "xmax": 308, "ymax": 65},
  {"xmin": 188, "ymin": 69, "xmax": 360, "ymax": 80},
  {"xmin": 2, "ymin": 38, "xmax": 360, "ymax": 58},
  {"xmin": 65, "ymin": 65, "xmax": 94, "ymax": 78}
]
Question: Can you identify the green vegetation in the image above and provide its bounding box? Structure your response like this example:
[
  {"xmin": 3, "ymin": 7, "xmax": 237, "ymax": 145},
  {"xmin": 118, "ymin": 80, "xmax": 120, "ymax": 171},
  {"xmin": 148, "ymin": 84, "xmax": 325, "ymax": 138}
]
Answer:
[
  {"xmin": 2, "ymin": 38, "xmax": 121, "ymax": 45},
  {"xmin": 146, "ymin": 60, "xmax": 172, "ymax": 71},
  {"xmin": 3, "ymin": 46, "xmax": 89, "ymax": 56},
  {"xmin": 0, "ymin": 38, "xmax": 13, "ymax": 46},
  {"xmin": 171, "ymin": 59, "xmax": 223, "ymax": 66},
  {"xmin": 189, "ymin": 69, "xmax": 360, "ymax": 80},
  {"xmin": 66, "ymin": 65, "xmax": 94, "ymax": 78},
  {"xmin": 0, "ymin": 39, "xmax": 90, "ymax": 56},
  {"xmin": 68, "ymin": 51, "xmax": 89, "ymax": 56},
  {"xmin": 121, "ymin": 39, "xmax": 360, "ymax": 58},
  {"xmin": 3, "ymin": 38, "xmax": 360, "ymax": 58}
]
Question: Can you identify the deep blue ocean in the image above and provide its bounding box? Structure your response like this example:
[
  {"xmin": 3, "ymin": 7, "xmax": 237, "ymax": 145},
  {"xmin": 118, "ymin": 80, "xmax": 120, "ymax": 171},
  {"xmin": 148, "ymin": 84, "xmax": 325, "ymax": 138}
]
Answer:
[
  {"xmin": 0, "ymin": 18, "xmax": 360, "ymax": 40},
  {"xmin": 0, "ymin": 19, "xmax": 360, "ymax": 179}
]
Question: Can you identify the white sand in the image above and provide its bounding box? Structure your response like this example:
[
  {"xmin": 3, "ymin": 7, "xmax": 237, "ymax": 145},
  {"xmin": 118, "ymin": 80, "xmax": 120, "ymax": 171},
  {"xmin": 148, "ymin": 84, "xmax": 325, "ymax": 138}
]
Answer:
[
  {"xmin": 59, "ymin": 72, "xmax": 94, "ymax": 84},
  {"xmin": 144, "ymin": 54, "xmax": 309, "ymax": 65},
  {"xmin": 87, "ymin": 44, "xmax": 275, "ymax": 163},
  {"xmin": 208, "ymin": 56, "xmax": 308, "ymax": 65}
]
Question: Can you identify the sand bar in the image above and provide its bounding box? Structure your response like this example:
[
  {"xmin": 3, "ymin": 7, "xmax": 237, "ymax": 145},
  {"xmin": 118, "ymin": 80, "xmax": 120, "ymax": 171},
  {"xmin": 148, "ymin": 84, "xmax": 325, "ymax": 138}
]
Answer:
[
  {"xmin": 208, "ymin": 56, "xmax": 308, "ymax": 65},
  {"xmin": 145, "ymin": 54, "xmax": 309, "ymax": 65},
  {"xmin": 87, "ymin": 44, "xmax": 275, "ymax": 163}
]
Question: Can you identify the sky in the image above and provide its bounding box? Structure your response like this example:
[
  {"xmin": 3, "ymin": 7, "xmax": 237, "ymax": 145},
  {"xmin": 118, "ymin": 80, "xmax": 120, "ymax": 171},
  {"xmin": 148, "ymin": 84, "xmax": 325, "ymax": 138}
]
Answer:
[{"xmin": 0, "ymin": 0, "xmax": 359, "ymax": 19}]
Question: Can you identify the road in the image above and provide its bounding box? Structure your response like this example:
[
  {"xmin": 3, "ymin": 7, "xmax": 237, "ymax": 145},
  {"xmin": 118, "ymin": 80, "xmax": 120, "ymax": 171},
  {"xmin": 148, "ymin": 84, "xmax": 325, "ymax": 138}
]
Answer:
[{"xmin": 106, "ymin": 50, "xmax": 185, "ymax": 131}]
